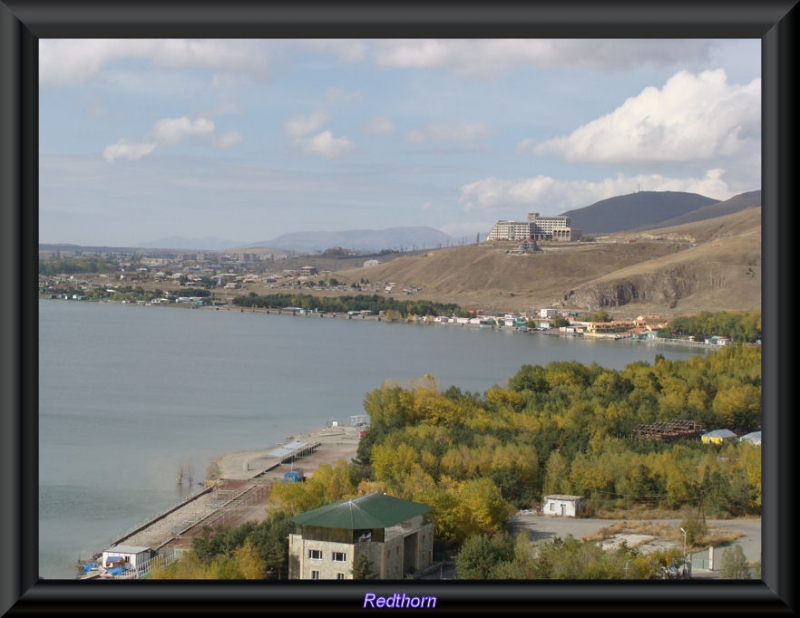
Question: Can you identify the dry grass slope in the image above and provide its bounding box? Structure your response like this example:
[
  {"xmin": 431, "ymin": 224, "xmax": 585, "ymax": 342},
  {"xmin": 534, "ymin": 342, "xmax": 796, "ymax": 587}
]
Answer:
[{"xmin": 333, "ymin": 208, "xmax": 761, "ymax": 318}]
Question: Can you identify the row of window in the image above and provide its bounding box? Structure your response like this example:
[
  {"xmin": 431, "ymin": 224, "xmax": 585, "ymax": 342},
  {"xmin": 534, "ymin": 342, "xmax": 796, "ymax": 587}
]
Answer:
[
  {"xmin": 311, "ymin": 571, "xmax": 346, "ymax": 579},
  {"xmin": 308, "ymin": 550, "xmax": 347, "ymax": 562}
]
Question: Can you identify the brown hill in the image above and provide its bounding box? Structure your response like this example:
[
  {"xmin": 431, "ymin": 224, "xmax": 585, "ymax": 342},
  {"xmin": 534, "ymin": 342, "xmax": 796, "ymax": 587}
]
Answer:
[{"xmin": 331, "ymin": 207, "xmax": 761, "ymax": 318}]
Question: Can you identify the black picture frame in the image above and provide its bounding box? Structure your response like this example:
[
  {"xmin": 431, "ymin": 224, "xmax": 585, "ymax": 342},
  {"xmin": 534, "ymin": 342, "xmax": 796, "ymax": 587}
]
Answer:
[{"xmin": 1, "ymin": 1, "xmax": 795, "ymax": 614}]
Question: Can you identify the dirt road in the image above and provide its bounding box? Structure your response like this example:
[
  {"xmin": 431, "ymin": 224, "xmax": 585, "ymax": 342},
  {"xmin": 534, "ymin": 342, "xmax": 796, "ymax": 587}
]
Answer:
[{"xmin": 510, "ymin": 514, "xmax": 761, "ymax": 578}]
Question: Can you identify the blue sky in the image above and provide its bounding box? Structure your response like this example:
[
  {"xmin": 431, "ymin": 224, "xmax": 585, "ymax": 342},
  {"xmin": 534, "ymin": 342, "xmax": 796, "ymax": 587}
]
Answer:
[{"xmin": 39, "ymin": 39, "xmax": 761, "ymax": 248}]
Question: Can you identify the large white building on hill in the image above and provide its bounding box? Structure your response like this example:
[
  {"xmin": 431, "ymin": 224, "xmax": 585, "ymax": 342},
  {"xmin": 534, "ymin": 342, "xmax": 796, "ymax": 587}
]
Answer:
[{"xmin": 487, "ymin": 212, "xmax": 584, "ymax": 242}]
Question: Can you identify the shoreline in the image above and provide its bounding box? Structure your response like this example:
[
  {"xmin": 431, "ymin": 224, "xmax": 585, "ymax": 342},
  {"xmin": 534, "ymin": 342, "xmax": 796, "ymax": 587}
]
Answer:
[
  {"xmin": 209, "ymin": 424, "xmax": 362, "ymax": 482},
  {"xmin": 40, "ymin": 297, "xmax": 730, "ymax": 350},
  {"xmin": 82, "ymin": 423, "xmax": 363, "ymax": 574}
]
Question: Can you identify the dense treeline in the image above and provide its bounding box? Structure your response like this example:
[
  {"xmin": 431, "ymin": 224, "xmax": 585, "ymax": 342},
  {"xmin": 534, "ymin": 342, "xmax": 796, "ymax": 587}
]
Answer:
[
  {"xmin": 232, "ymin": 292, "xmax": 463, "ymax": 317},
  {"xmin": 39, "ymin": 256, "xmax": 118, "ymax": 275},
  {"xmin": 658, "ymin": 310, "xmax": 761, "ymax": 343},
  {"xmin": 269, "ymin": 345, "xmax": 761, "ymax": 552}
]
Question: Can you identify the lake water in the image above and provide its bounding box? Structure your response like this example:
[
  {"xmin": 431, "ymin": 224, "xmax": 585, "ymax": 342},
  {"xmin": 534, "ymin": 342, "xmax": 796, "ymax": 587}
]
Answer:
[{"xmin": 38, "ymin": 300, "xmax": 707, "ymax": 579}]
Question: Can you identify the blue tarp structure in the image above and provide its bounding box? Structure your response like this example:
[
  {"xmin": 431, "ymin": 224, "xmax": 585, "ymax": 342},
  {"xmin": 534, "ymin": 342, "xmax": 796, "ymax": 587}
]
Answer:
[
  {"xmin": 82, "ymin": 562, "xmax": 96, "ymax": 573},
  {"xmin": 107, "ymin": 567, "xmax": 127, "ymax": 576}
]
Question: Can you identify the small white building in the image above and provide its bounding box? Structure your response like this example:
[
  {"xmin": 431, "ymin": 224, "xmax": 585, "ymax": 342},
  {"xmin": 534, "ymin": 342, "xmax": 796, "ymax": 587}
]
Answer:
[
  {"xmin": 101, "ymin": 545, "xmax": 153, "ymax": 570},
  {"xmin": 739, "ymin": 431, "xmax": 762, "ymax": 445},
  {"xmin": 542, "ymin": 494, "xmax": 586, "ymax": 517}
]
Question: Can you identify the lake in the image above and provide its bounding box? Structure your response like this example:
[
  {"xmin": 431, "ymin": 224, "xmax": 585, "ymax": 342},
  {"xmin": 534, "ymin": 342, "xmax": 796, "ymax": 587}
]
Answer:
[{"xmin": 38, "ymin": 299, "xmax": 707, "ymax": 579}]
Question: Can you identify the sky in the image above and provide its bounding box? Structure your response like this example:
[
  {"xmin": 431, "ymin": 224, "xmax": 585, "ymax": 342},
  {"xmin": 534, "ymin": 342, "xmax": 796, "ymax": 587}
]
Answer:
[{"xmin": 38, "ymin": 39, "xmax": 761, "ymax": 248}]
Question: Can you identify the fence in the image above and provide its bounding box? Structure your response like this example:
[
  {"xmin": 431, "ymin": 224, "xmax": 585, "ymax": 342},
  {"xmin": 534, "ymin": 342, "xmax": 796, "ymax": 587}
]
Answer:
[
  {"xmin": 111, "ymin": 486, "xmax": 213, "ymax": 546},
  {"xmin": 162, "ymin": 480, "xmax": 272, "ymax": 542},
  {"xmin": 113, "ymin": 549, "xmax": 178, "ymax": 579}
]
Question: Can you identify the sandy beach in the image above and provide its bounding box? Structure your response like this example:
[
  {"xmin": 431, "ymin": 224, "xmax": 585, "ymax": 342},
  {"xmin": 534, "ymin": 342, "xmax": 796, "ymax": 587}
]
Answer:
[{"xmin": 210, "ymin": 424, "xmax": 363, "ymax": 482}]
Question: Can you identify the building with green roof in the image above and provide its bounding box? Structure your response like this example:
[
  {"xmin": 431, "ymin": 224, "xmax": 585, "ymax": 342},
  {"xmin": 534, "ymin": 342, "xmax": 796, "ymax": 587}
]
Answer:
[{"xmin": 288, "ymin": 492, "xmax": 434, "ymax": 580}]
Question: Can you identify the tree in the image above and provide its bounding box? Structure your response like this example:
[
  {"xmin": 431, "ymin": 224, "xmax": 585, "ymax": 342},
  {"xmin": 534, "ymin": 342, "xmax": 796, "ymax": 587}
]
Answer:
[
  {"xmin": 720, "ymin": 544, "xmax": 752, "ymax": 579},
  {"xmin": 234, "ymin": 538, "xmax": 267, "ymax": 579},
  {"xmin": 455, "ymin": 532, "xmax": 514, "ymax": 579},
  {"xmin": 351, "ymin": 553, "xmax": 377, "ymax": 579}
]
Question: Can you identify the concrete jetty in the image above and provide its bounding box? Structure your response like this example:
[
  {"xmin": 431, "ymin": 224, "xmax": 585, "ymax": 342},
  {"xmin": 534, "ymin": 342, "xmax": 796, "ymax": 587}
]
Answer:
[{"xmin": 86, "ymin": 424, "xmax": 362, "ymax": 575}]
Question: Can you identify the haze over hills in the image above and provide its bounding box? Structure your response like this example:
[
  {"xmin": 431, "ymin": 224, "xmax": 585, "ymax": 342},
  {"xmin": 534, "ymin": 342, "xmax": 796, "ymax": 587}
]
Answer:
[
  {"xmin": 246, "ymin": 226, "xmax": 457, "ymax": 254},
  {"xmin": 136, "ymin": 236, "xmax": 249, "ymax": 251},
  {"xmin": 123, "ymin": 190, "xmax": 759, "ymax": 254}
]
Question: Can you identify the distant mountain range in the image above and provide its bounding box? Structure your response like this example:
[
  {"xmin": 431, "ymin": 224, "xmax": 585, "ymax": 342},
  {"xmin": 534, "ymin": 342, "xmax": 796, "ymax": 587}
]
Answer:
[
  {"xmin": 246, "ymin": 226, "xmax": 457, "ymax": 253},
  {"xmin": 49, "ymin": 189, "xmax": 761, "ymax": 254}
]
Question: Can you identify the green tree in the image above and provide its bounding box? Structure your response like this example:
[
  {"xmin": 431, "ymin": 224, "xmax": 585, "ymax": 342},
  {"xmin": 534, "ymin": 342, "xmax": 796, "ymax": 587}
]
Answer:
[
  {"xmin": 351, "ymin": 553, "xmax": 378, "ymax": 579},
  {"xmin": 720, "ymin": 544, "xmax": 752, "ymax": 579},
  {"xmin": 679, "ymin": 517, "xmax": 707, "ymax": 548},
  {"xmin": 455, "ymin": 532, "xmax": 514, "ymax": 579}
]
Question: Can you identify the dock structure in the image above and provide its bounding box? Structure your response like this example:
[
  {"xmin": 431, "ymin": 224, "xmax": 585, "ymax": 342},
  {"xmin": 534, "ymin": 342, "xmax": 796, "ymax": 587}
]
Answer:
[
  {"xmin": 632, "ymin": 420, "xmax": 702, "ymax": 442},
  {"xmin": 81, "ymin": 425, "xmax": 359, "ymax": 579},
  {"xmin": 267, "ymin": 440, "xmax": 319, "ymax": 464}
]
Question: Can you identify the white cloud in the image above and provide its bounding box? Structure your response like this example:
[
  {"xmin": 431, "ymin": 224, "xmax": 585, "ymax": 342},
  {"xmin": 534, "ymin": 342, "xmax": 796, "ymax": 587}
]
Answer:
[
  {"xmin": 103, "ymin": 115, "xmax": 238, "ymax": 162},
  {"xmin": 363, "ymin": 116, "xmax": 396, "ymax": 136},
  {"xmin": 102, "ymin": 140, "xmax": 157, "ymax": 162},
  {"xmin": 301, "ymin": 131, "xmax": 354, "ymax": 159},
  {"xmin": 40, "ymin": 39, "xmax": 270, "ymax": 87},
  {"xmin": 405, "ymin": 122, "xmax": 493, "ymax": 144},
  {"xmin": 149, "ymin": 116, "xmax": 215, "ymax": 145},
  {"xmin": 214, "ymin": 131, "xmax": 243, "ymax": 149},
  {"xmin": 458, "ymin": 170, "xmax": 736, "ymax": 213},
  {"xmin": 374, "ymin": 39, "xmax": 718, "ymax": 76},
  {"xmin": 526, "ymin": 69, "xmax": 760, "ymax": 164},
  {"xmin": 284, "ymin": 111, "xmax": 331, "ymax": 137}
]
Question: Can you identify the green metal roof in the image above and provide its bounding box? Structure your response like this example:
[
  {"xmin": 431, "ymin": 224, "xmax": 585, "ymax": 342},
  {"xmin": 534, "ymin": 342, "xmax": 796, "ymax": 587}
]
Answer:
[{"xmin": 290, "ymin": 492, "xmax": 432, "ymax": 529}]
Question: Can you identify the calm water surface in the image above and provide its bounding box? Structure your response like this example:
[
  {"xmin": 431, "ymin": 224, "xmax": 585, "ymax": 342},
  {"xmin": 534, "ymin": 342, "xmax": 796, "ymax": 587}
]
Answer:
[{"xmin": 39, "ymin": 300, "xmax": 707, "ymax": 578}]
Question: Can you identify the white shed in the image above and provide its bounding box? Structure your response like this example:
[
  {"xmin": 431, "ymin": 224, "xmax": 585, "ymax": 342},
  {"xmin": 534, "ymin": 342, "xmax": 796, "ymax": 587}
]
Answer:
[
  {"xmin": 542, "ymin": 494, "xmax": 586, "ymax": 517},
  {"xmin": 101, "ymin": 545, "xmax": 153, "ymax": 570},
  {"xmin": 739, "ymin": 431, "xmax": 762, "ymax": 445}
]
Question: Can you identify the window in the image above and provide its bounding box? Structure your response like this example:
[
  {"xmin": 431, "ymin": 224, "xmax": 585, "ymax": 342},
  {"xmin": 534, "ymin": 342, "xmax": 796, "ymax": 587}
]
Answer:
[
  {"xmin": 308, "ymin": 549, "xmax": 322, "ymax": 560},
  {"xmin": 332, "ymin": 552, "xmax": 347, "ymax": 562},
  {"xmin": 337, "ymin": 573, "xmax": 345, "ymax": 580},
  {"xmin": 311, "ymin": 570, "xmax": 320, "ymax": 580}
]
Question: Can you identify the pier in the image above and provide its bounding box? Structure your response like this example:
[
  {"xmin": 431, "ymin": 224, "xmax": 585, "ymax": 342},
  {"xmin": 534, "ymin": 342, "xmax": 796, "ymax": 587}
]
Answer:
[{"xmin": 80, "ymin": 427, "xmax": 358, "ymax": 578}]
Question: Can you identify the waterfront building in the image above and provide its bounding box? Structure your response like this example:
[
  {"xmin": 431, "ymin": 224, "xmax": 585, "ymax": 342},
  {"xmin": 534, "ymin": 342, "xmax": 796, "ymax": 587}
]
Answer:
[{"xmin": 288, "ymin": 492, "xmax": 434, "ymax": 580}]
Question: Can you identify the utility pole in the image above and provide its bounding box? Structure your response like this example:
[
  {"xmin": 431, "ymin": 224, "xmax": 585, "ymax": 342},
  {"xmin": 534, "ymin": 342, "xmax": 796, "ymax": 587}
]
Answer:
[{"xmin": 680, "ymin": 527, "xmax": 688, "ymax": 578}]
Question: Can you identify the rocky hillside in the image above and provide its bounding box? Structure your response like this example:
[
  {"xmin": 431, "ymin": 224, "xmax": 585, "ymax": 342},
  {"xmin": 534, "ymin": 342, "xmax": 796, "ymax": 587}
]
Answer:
[{"xmin": 331, "ymin": 207, "xmax": 761, "ymax": 318}]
